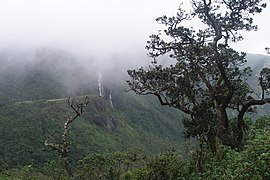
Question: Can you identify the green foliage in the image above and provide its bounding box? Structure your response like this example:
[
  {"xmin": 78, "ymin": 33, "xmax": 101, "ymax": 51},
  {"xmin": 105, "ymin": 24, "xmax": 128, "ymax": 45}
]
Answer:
[
  {"xmin": 186, "ymin": 117, "xmax": 270, "ymax": 179},
  {"xmin": 73, "ymin": 148, "xmax": 186, "ymax": 180},
  {"xmin": 127, "ymin": 0, "xmax": 270, "ymax": 151},
  {"xmin": 76, "ymin": 149, "xmax": 146, "ymax": 180},
  {"xmin": 43, "ymin": 160, "xmax": 66, "ymax": 180},
  {"xmin": 0, "ymin": 159, "xmax": 8, "ymax": 173},
  {"xmin": 72, "ymin": 122, "xmax": 270, "ymax": 179},
  {"xmin": 1, "ymin": 115, "xmax": 270, "ymax": 179},
  {"xmin": 224, "ymin": 117, "xmax": 252, "ymax": 147},
  {"xmin": 113, "ymin": 90, "xmax": 185, "ymax": 144},
  {"xmin": 0, "ymin": 26, "xmax": 269, "ymax": 180},
  {"xmin": 0, "ymin": 165, "xmax": 48, "ymax": 180},
  {"xmin": 143, "ymin": 149, "xmax": 184, "ymax": 180},
  {"xmin": 0, "ymin": 94, "xmax": 185, "ymax": 172}
]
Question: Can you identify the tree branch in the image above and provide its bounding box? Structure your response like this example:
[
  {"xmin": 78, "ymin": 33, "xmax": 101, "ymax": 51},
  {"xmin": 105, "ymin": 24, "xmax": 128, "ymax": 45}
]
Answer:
[{"xmin": 45, "ymin": 96, "xmax": 89, "ymax": 178}]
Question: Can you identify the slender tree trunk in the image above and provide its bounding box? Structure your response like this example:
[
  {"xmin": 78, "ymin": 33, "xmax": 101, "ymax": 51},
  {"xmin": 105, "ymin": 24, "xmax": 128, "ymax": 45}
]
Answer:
[
  {"xmin": 237, "ymin": 112, "xmax": 245, "ymax": 148},
  {"xmin": 237, "ymin": 98, "xmax": 270, "ymax": 148},
  {"xmin": 45, "ymin": 97, "xmax": 89, "ymax": 179},
  {"xmin": 62, "ymin": 157, "xmax": 73, "ymax": 178},
  {"xmin": 215, "ymin": 106, "xmax": 228, "ymax": 158}
]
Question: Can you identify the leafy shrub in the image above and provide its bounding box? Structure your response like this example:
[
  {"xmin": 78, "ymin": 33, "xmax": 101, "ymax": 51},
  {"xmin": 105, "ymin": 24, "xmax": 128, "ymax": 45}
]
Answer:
[{"xmin": 76, "ymin": 150, "xmax": 146, "ymax": 180}]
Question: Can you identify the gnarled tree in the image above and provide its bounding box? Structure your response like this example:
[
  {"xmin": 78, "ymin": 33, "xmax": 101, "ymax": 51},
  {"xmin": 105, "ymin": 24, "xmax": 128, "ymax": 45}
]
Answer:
[
  {"xmin": 127, "ymin": 0, "xmax": 269, "ymax": 155},
  {"xmin": 45, "ymin": 97, "xmax": 89, "ymax": 178}
]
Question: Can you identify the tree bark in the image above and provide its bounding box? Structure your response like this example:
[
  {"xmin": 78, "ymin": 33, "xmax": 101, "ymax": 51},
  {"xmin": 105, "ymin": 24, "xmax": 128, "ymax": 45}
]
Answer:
[
  {"xmin": 215, "ymin": 106, "xmax": 227, "ymax": 158},
  {"xmin": 45, "ymin": 97, "xmax": 89, "ymax": 179}
]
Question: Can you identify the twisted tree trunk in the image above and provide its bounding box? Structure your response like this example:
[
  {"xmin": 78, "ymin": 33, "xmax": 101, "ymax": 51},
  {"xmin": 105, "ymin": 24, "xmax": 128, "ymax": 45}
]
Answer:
[{"xmin": 45, "ymin": 97, "xmax": 89, "ymax": 179}]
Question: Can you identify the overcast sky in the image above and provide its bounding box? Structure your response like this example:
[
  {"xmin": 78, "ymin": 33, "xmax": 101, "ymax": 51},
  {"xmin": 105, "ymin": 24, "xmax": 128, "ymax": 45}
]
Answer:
[{"xmin": 0, "ymin": 0, "xmax": 269, "ymax": 58}]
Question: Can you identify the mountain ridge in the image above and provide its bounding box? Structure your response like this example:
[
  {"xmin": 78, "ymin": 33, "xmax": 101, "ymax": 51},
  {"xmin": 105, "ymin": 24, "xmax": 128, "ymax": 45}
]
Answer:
[{"xmin": 0, "ymin": 48, "xmax": 269, "ymax": 170}]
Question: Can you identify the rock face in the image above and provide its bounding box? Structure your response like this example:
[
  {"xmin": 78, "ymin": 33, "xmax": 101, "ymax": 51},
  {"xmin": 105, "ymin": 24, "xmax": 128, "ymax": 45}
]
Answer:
[
  {"xmin": 83, "ymin": 97, "xmax": 117, "ymax": 132},
  {"xmin": 88, "ymin": 115, "xmax": 117, "ymax": 133}
]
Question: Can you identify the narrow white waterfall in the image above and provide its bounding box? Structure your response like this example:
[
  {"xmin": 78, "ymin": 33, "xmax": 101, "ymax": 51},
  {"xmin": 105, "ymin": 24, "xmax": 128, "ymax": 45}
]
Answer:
[
  {"xmin": 97, "ymin": 70, "xmax": 103, "ymax": 97},
  {"xmin": 109, "ymin": 93, "xmax": 114, "ymax": 108}
]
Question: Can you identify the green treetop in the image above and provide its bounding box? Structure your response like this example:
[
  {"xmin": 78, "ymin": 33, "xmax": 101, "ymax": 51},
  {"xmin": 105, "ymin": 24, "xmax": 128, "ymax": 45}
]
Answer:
[{"xmin": 127, "ymin": 0, "xmax": 270, "ymax": 155}]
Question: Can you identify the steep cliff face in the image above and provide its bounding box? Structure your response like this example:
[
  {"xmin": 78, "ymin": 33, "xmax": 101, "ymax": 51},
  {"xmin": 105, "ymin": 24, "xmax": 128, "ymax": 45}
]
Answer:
[
  {"xmin": 83, "ymin": 97, "xmax": 117, "ymax": 132},
  {"xmin": 0, "ymin": 94, "xmax": 186, "ymax": 169}
]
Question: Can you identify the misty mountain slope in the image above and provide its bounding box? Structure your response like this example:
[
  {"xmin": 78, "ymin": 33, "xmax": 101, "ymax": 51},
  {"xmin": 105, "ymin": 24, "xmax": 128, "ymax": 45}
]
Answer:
[
  {"xmin": 0, "ymin": 48, "xmax": 187, "ymax": 170},
  {"xmin": 246, "ymin": 53, "xmax": 270, "ymax": 87},
  {"xmin": 0, "ymin": 49, "xmax": 94, "ymax": 101},
  {"xmin": 245, "ymin": 53, "xmax": 270, "ymax": 115},
  {"xmin": 112, "ymin": 87, "xmax": 184, "ymax": 142},
  {"xmin": 0, "ymin": 48, "xmax": 269, "ymax": 102},
  {"xmin": 0, "ymin": 94, "xmax": 185, "ymax": 169},
  {"xmin": 0, "ymin": 48, "xmax": 269, "ymax": 170}
]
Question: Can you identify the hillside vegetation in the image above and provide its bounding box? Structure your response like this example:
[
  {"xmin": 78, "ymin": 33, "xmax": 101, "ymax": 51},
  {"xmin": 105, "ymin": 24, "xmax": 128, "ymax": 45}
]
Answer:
[
  {"xmin": 0, "ymin": 48, "xmax": 269, "ymax": 179},
  {"xmin": 0, "ymin": 50, "xmax": 186, "ymax": 172}
]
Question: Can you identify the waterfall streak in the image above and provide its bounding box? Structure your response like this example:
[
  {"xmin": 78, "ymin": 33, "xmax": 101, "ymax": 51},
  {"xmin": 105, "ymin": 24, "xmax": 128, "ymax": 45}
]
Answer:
[{"xmin": 97, "ymin": 71, "xmax": 103, "ymax": 97}]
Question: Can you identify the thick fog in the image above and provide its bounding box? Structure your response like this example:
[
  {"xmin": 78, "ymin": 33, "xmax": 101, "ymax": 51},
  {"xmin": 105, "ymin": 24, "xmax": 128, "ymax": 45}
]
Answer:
[
  {"xmin": 0, "ymin": 0, "xmax": 269, "ymax": 93},
  {"xmin": 1, "ymin": 1, "xmax": 270, "ymax": 56},
  {"xmin": 0, "ymin": 0, "xmax": 181, "ymax": 58}
]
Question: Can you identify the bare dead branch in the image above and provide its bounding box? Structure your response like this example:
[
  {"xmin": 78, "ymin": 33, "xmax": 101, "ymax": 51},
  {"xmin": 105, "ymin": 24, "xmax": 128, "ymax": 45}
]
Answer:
[{"xmin": 45, "ymin": 96, "xmax": 89, "ymax": 179}]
